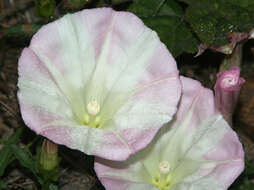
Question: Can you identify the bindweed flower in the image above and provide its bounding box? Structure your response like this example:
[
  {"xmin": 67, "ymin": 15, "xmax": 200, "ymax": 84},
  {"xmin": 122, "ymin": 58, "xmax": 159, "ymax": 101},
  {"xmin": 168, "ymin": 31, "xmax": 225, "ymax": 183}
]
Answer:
[
  {"xmin": 95, "ymin": 76, "xmax": 244, "ymax": 190},
  {"xmin": 214, "ymin": 66, "xmax": 245, "ymax": 126},
  {"xmin": 17, "ymin": 8, "xmax": 181, "ymax": 161}
]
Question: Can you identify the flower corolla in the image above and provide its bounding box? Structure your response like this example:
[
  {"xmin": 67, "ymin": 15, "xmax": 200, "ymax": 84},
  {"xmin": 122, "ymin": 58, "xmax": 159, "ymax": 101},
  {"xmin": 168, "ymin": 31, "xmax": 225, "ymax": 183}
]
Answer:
[
  {"xmin": 17, "ymin": 8, "xmax": 181, "ymax": 161},
  {"xmin": 95, "ymin": 76, "xmax": 244, "ymax": 190}
]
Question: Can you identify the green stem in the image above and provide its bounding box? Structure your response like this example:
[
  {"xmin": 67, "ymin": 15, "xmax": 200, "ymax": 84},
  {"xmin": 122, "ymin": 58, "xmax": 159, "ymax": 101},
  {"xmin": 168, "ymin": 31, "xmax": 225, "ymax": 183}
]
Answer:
[
  {"xmin": 220, "ymin": 43, "xmax": 243, "ymax": 72},
  {"xmin": 24, "ymin": 136, "xmax": 41, "ymax": 151}
]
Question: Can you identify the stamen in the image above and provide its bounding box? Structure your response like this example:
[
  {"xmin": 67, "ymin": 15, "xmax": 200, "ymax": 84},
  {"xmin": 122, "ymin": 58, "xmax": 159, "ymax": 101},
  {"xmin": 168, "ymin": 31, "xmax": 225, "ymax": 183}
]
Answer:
[
  {"xmin": 152, "ymin": 161, "xmax": 172, "ymax": 189},
  {"xmin": 94, "ymin": 116, "xmax": 101, "ymax": 128},
  {"xmin": 87, "ymin": 100, "xmax": 100, "ymax": 116},
  {"xmin": 83, "ymin": 114, "xmax": 90, "ymax": 125},
  {"xmin": 159, "ymin": 161, "xmax": 171, "ymax": 174}
]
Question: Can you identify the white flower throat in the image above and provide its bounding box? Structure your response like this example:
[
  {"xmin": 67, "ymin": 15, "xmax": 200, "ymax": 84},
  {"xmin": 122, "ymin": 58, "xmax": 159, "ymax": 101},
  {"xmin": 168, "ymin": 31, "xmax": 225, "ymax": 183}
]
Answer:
[{"xmin": 152, "ymin": 161, "xmax": 172, "ymax": 190}]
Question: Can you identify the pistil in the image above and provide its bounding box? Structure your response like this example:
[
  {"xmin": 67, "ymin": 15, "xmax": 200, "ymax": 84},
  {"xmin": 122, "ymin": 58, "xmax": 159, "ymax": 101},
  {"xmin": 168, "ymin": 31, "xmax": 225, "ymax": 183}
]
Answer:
[
  {"xmin": 152, "ymin": 161, "xmax": 172, "ymax": 190},
  {"xmin": 87, "ymin": 100, "xmax": 100, "ymax": 116}
]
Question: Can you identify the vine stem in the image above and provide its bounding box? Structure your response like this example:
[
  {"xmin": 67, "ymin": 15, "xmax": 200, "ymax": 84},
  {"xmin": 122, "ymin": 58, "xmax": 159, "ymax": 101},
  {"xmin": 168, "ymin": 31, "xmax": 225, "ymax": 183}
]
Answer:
[{"xmin": 220, "ymin": 43, "xmax": 243, "ymax": 72}]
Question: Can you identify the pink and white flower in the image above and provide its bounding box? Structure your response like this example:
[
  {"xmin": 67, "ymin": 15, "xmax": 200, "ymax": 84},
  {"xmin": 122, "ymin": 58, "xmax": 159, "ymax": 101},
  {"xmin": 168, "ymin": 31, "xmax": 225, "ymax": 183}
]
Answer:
[
  {"xmin": 95, "ymin": 76, "xmax": 244, "ymax": 189},
  {"xmin": 17, "ymin": 8, "xmax": 181, "ymax": 161}
]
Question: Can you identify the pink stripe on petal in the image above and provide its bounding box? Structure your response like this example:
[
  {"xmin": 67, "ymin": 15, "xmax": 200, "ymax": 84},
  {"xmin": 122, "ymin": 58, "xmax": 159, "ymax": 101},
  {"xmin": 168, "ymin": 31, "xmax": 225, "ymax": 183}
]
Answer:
[
  {"xmin": 30, "ymin": 23, "xmax": 66, "ymax": 74},
  {"xmin": 99, "ymin": 177, "xmax": 130, "ymax": 190},
  {"xmin": 18, "ymin": 48, "xmax": 54, "ymax": 83},
  {"xmin": 187, "ymin": 89, "xmax": 218, "ymax": 132},
  {"xmin": 209, "ymin": 161, "xmax": 244, "ymax": 189},
  {"xmin": 18, "ymin": 103, "xmax": 63, "ymax": 133},
  {"xmin": 176, "ymin": 76, "xmax": 203, "ymax": 120},
  {"xmin": 112, "ymin": 11, "xmax": 148, "ymax": 49},
  {"xmin": 80, "ymin": 8, "xmax": 114, "ymax": 59},
  {"xmin": 205, "ymin": 130, "xmax": 244, "ymax": 161},
  {"xmin": 121, "ymin": 127, "xmax": 160, "ymax": 153},
  {"xmin": 145, "ymin": 45, "xmax": 178, "ymax": 80},
  {"xmin": 39, "ymin": 126, "xmax": 73, "ymax": 148},
  {"xmin": 200, "ymin": 113, "xmax": 244, "ymax": 189},
  {"xmin": 134, "ymin": 77, "xmax": 181, "ymax": 113},
  {"xmin": 94, "ymin": 157, "xmax": 129, "ymax": 174},
  {"xmin": 94, "ymin": 131, "xmax": 132, "ymax": 161},
  {"xmin": 176, "ymin": 77, "xmax": 218, "ymax": 132}
]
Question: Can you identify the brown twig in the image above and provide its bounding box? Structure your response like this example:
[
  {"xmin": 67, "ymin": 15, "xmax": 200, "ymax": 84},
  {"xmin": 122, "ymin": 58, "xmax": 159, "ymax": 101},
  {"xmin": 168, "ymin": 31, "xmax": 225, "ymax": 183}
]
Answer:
[
  {"xmin": 0, "ymin": 100, "xmax": 20, "ymax": 121},
  {"xmin": 0, "ymin": 0, "xmax": 4, "ymax": 11},
  {"xmin": 0, "ymin": 0, "xmax": 34, "ymax": 22}
]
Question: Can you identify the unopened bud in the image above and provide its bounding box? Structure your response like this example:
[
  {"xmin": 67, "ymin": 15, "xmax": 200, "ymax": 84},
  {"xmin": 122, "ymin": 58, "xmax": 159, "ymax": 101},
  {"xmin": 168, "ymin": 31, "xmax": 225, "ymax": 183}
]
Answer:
[
  {"xmin": 214, "ymin": 66, "xmax": 245, "ymax": 126},
  {"xmin": 40, "ymin": 139, "xmax": 59, "ymax": 171}
]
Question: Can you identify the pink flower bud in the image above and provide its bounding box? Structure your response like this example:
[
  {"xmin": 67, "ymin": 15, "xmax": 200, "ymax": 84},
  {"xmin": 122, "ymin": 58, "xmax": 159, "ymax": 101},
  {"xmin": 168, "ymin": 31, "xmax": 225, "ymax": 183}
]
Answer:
[{"xmin": 214, "ymin": 66, "xmax": 245, "ymax": 126}]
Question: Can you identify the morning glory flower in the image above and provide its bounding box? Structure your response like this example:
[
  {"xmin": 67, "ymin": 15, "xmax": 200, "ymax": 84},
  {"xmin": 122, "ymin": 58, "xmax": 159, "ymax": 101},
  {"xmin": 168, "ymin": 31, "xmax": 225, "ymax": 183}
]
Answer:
[
  {"xmin": 17, "ymin": 8, "xmax": 181, "ymax": 161},
  {"xmin": 214, "ymin": 66, "xmax": 245, "ymax": 126},
  {"xmin": 95, "ymin": 76, "xmax": 244, "ymax": 190}
]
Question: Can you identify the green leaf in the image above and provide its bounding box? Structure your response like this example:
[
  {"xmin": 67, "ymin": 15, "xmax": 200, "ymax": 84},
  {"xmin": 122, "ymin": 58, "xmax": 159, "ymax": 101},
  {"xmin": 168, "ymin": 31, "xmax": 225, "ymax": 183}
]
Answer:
[
  {"xmin": 244, "ymin": 160, "xmax": 254, "ymax": 175},
  {"xmin": 185, "ymin": 0, "xmax": 254, "ymax": 47},
  {"xmin": 10, "ymin": 144, "xmax": 37, "ymax": 174},
  {"xmin": 0, "ymin": 147, "xmax": 13, "ymax": 176},
  {"xmin": 229, "ymin": 176, "xmax": 254, "ymax": 190},
  {"xmin": 41, "ymin": 182, "xmax": 59, "ymax": 190},
  {"xmin": 0, "ymin": 128, "xmax": 23, "ymax": 176},
  {"xmin": 5, "ymin": 128, "xmax": 23, "ymax": 145},
  {"xmin": 2, "ymin": 24, "xmax": 41, "ymax": 38},
  {"xmin": 229, "ymin": 159, "xmax": 254, "ymax": 189},
  {"xmin": 49, "ymin": 184, "xmax": 59, "ymax": 190},
  {"xmin": 128, "ymin": 0, "xmax": 166, "ymax": 17},
  {"xmin": 112, "ymin": 0, "xmax": 131, "ymax": 4},
  {"xmin": 68, "ymin": 0, "xmax": 89, "ymax": 8},
  {"xmin": 35, "ymin": 0, "xmax": 56, "ymax": 21},
  {"xmin": 9, "ymin": 144, "xmax": 45, "ymax": 184},
  {"xmin": 128, "ymin": 0, "xmax": 198, "ymax": 57},
  {"xmin": 0, "ymin": 180, "xmax": 8, "ymax": 190}
]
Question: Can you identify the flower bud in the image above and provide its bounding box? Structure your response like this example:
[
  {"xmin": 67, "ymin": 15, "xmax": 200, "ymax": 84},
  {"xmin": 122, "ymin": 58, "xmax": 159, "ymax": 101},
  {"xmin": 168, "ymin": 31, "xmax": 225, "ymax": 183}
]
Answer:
[
  {"xmin": 40, "ymin": 139, "xmax": 59, "ymax": 171},
  {"xmin": 214, "ymin": 66, "xmax": 245, "ymax": 126}
]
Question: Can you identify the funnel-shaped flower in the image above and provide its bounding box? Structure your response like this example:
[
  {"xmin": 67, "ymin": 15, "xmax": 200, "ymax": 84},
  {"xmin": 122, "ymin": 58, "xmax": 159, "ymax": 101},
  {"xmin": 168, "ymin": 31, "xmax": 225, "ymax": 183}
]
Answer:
[
  {"xmin": 17, "ymin": 8, "xmax": 181, "ymax": 161},
  {"xmin": 95, "ymin": 76, "xmax": 244, "ymax": 190},
  {"xmin": 214, "ymin": 66, "xmax": 245, "ymax": 126}
]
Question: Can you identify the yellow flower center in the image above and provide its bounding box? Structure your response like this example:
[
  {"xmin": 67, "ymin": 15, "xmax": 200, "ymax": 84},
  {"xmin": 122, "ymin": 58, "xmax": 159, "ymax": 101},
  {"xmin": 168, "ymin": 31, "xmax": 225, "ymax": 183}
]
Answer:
[{"xmin": 152, "ymin": 161, "xmax": 172, "ymax": 190}]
